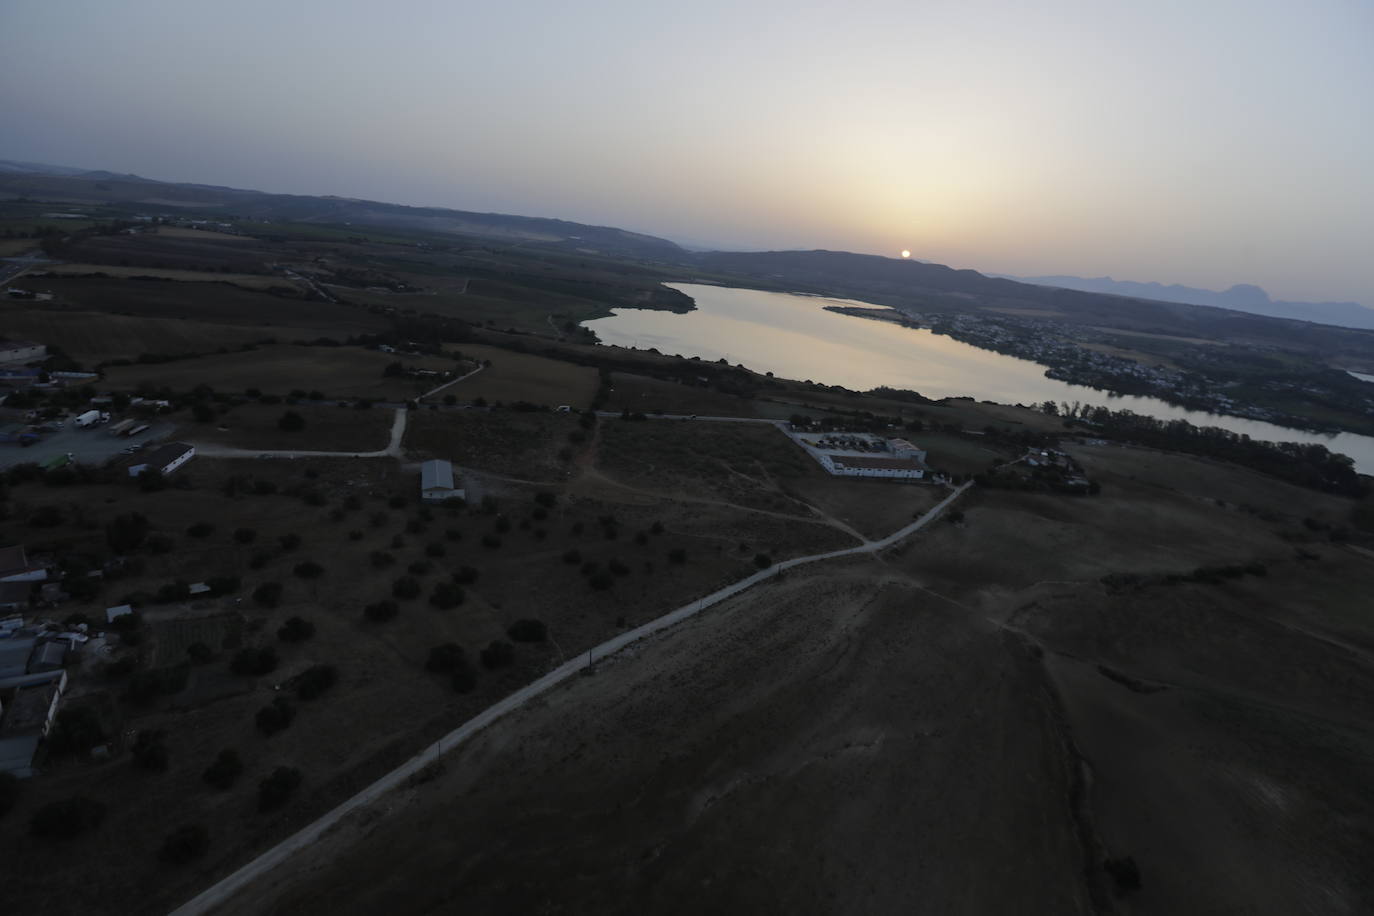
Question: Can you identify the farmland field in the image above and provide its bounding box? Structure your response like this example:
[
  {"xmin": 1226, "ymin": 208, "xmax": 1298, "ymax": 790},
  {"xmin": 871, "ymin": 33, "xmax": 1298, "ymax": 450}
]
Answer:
[
  {"xmin": 102, "ymin": 345, "xmax": 464, "ymax": 400},
  {"xmin": 37, "ymin": 263, "xmax": 303, "ymax": 292},
  {"xmin": 178, "ymin": 402, "xmax": 396, "ymax": 451},
  {"xmin": 406, "ymin": 408, "xmax": 582, "ymax": 481},
  {"xmin": 27, "ymin": 276, "xmax": 388, "ymax": 333},
  {"xmin": 0, "ymin": 307, "xmax": 293, "ymax": 364},
  {"xmin": 444, "ymin": 343, "xmax": 598, "ymax": 407}
]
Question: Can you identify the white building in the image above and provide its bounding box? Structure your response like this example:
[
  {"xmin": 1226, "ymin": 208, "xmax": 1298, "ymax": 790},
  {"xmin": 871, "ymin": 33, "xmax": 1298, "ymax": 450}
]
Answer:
[
  {"xmin": 128, "ymin": 442, "xmax": 195, "ymax": 478},
  {"xmin": 790, "ymin": 431, "xmax": 929, "ymax": 480},
  {"xmin": 0, "ymin": 545, "xmax": 47, "ymax": 583},
  {"xmin": 420, "ymin": 459, "xmax": 465, "ymax": 503}
]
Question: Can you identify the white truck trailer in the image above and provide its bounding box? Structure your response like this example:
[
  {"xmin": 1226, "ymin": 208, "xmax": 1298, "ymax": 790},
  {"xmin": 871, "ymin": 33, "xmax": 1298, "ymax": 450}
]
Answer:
[{"xmin": 74, "ymin": 409, "xmax": 110, "ymax": 428}]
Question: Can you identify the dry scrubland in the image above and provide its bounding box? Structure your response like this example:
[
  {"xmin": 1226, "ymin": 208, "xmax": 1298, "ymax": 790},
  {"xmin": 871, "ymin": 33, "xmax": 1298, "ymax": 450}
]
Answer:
[
  {"xmin": 176, "ymin": 404, "xmax": 396, "ymax": 452},
  {"xmin": 0, "ymin": 447, "xmax": 855, "ymax": 915},
  {"xmin": 405, "ymin": 408, "xmax": 582, "ymax": 482},
  {"xmin": 103, "ymin": 346, "xmax": 460, "ymax": 401},
  {"xmin": 444, "ymin": 343, "xmax": 598, "ymax": 406},
  {"xmin": 201, "ymin": 436, "xmax": 1374, "ymax": 916},
  {"xmin": 603, "ymin": 371, "xmax": 764, "ymax": 417}
]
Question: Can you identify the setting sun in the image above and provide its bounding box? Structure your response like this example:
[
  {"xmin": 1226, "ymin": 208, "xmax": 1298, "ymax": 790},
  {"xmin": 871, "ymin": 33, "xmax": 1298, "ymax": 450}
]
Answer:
[{"xmin": 900, "ymin": 250, "xmax": 911, "ymax": 259}]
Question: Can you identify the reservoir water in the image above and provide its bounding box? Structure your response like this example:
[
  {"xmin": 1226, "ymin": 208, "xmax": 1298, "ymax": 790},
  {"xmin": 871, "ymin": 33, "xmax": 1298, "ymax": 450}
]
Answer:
[{"xmin": 587, "ymin": 283, "xmax": 1374, "ymax": 474}]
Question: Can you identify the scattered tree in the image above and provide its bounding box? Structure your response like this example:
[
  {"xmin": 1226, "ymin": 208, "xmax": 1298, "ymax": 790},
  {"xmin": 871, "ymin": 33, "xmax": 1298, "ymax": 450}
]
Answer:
[
  {"xmin": 257, "ymin": 766, "xmax": 303, "ymax": 811},
  {"xmin": 507, "ymin": 619, "xmax": 547, "ymax": 643},
  {"xmin": 255, "ymin": 697, "xmax": 296, "ymax": 735},
  {"xmin": 160, "ymin": 823, "xmax": 210, "ymax": 864},
  {"xmin": 277, "ymin": 616, "xmax": 315, "ymax": 642},
  {"xmin": 202, "ymin": 749, "xmax": 243, "ymax": 790}
]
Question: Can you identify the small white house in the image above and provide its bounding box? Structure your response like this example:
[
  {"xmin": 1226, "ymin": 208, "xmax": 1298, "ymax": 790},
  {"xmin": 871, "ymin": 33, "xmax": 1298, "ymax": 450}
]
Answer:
[
  {"xmin": 128, "ymin": 442, "xmax": 195, "ymax": 478},
  {"xmin": 420, "ymin": 459, "xmax": 465, "ymax": 503}
]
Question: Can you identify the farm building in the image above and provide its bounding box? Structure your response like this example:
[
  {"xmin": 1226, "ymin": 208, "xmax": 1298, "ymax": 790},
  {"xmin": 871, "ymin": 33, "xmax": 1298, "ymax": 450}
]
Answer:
[
  {"xmin": 788, "ymin": 431, "xmax": 929, "ymax": 480},
  {"xmin": 0, "ymin": 669, "xmax": 68, "ymax": 777},
  {"xmin": 127, "ymin": 441, "xmax": 195, "ymax": 478},
  {"xmin": 420, "ymin": 459, "xmax": 465, "ymax": 503}
]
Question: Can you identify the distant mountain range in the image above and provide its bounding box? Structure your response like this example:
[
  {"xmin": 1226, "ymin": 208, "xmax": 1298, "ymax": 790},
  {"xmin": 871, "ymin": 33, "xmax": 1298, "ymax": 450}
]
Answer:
[
  {"xmin": 998, "ymin": 273, "xmax": 1374, "ymax": 332},
  {"xmin": 0, "ymin": 159, "xmax": 684, "ymax": 260}
]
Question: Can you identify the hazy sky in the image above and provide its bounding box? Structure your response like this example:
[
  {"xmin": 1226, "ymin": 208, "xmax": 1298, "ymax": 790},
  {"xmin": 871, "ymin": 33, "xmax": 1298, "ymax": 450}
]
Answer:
[{"xmin": 2, "ymin": 0, "xmax": 1371, "ymax": 303}]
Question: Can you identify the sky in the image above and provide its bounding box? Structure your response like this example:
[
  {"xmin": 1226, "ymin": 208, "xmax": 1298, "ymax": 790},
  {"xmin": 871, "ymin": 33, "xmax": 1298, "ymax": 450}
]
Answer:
[{"xmin": 2, "ymin": 0, "xmax": 1372, "ymax": 304}]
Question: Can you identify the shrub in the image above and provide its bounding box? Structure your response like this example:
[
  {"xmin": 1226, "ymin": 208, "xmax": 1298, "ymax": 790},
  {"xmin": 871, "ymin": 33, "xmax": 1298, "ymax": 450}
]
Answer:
[
  {"xmin": 186, "ymin": 642, "xmax": 214, "ymax": 665},
  {"xmin": 444, "ymin": 527, "xmax": 462, "ymax": 542},
  {"xmin": 257, "ymin": 766, "xmax": 303, "ymax": 811},
  {"xmin": 277, "ymin": 616, "xmax": 315, "ymax": 642},
  {"xmin": 48, "ymin": 706, "xmax": 105, "ymax": 756},
  {"xmin": 294, "ymin": 664, "xmax": 338, "ymax": 700},
  {"xmin": 160, "ymin": 823, "xmax": 210, "ymax": 864},
  {"xmin": 588, "ymin": 571, "xmax": 614, "ymax": 590},
  {"xmin": 392, "ymin": 576, "xmax": 421, "ymax": 600},
  {"xmin": 131, "ymin": 730, "xmax": 169, "ymax": 771},
  {"xmin": 429, "ymin": 581, "xmax": 465, "ymax": 610},
  {"xmin": 608, "ymin": 558, "xmax": 630, "ymax": 576},
  {"xmin": 481, "ymin": 534, "xmax": 502, "ymax": 549},
  {"xmin": 369, "ymin": 550, "xmax": 396, "ymax": 568},
  {"xmin": 453, "ymin": 565, "xmax": 479, "ymax": 585},
  {"xmin": 231, "ymin": 646, "xmax": 278, "ymax": 676},
  {"xmin": 668, "ymin": 548, "xmax": 687, "ymax": 564},
  {"xmin": 202, "ymin": 749, "xmax": 243, "ymax": 790},
  {"xmin": 407, "ymin": 559, "xmax": 433, "ymax": 576},
  {"xmin": 507, "ymin": 619, "xmax": 547, "ymax": 643},
  {"xmin": 30, "ymin": 796, "xmax": 106, "ymax": 839},
  {"xmin": 425, "ymin": 541, "xmax": 445, "ymax": 558},
  {"xmin": 479, "ymin": 640, "xmax": 515, "ymax": 669},
  {"xmin": 255, "ymin": 697, "xmax": 296, "ymax": 735},
  {"xmin": 252, "ymin": 582, "xmax": 283, "ymax": 608},
  {"xmin": 0, "ymin": 772, "xmax": 18, "ymax": 819},
  {"xmin": 426, "ymin": 643, "xmax": 466, "ymax": 673},
  {"xmin": 451, "ymin": 662, "xmax": 477, "ymax": 693},
  {"xmin": 1105, "ymin": 856, "xmax": 1142, "ymax": 894},
  {"xmin": 186, "ymin": 522, "xmax": 214, "ymax": 538},
  {"xmin": 278, "ymin": 533, "xmax": 302, "ymax": 551},
  {"xmin": 364, "ymin": 599, "xmax": 399, "ymax": 622},
  {"xmin": 753, "ymin": 553, "xmax": 772, "ymax": 569},
  {"xmin": 292, "ymin": 560, "xmax": 324, "ymax": 579},
  {"xmin": 562, "ymin": 549, "xmax": 581, "ymax": 564},
  {"xmin": 125, "ymin": 665, "xmax": 189, "ymax": 704},
  {"xmin": 206, "ymin": 575, "xmax": 241, "ymax": 596},
  {"xmin": 277, "ymin": 411, "xmax": 305, "ymax": 432}
]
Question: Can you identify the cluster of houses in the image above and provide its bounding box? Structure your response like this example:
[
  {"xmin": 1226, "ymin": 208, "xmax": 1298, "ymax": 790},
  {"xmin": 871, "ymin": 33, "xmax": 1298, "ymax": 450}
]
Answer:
[{"xmin": 788, "ymin": 430, "xmax": 931, "ymax": 480}]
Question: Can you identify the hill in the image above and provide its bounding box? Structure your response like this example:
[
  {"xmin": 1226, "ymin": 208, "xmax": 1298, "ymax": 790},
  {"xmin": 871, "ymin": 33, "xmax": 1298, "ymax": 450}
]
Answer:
[
  {"xmin": 1002, "ymin": 272, "xmax": 1374, "ymax": 331},
  {"xmin": 0, "ymin": 162, "xmax": 684, "ymax": 260}
]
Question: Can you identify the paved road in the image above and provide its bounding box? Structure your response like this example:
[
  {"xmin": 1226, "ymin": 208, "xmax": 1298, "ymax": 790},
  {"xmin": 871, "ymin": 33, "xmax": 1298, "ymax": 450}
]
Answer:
[
  {"xmin": 168, "ymin": 481, "xmax": 972, "ymax": 916},
  {"xmin": 188, "ymin": 408, "xmax": 408, "ymax": 460}
]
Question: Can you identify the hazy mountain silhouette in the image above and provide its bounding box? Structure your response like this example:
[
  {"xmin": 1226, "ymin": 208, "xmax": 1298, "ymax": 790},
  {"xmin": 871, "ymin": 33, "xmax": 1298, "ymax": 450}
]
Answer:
[{"xmin": 1002, "ymin": 273, "xmax": 1374, "ymax": 331}]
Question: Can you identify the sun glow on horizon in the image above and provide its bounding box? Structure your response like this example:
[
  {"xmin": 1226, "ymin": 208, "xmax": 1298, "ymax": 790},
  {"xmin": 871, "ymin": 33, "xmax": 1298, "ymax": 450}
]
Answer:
[{"xmin": 900, "ymin": 250, "xmax": 911, "ymax": 259}]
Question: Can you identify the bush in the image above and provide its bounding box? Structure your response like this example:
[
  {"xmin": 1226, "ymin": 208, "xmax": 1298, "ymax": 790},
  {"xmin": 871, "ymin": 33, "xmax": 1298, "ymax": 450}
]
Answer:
[
  {"xmin": 407, "ymin": 559, "xmax": 433, "ymax": 576},
  {"xmin": 125, "ymin": 665, "xmax": 189, "ymax": 704},
  {"xmin": 425, "ymin": 541, "xmax": 445, "ymax": 558},
  {"xmin": 277, "ymin": 411, "xmax": 305, "ymax": 432},
  {"xmin": 252, "ymin": 582, "xmax": 283, "ymax": 608},
  {"xmin": 294, "ymin": 664, "xmax": 338, "ymax": 700},
  {"xmin": 753, "ymin": 553, "xmax": 772, "ymax": 569},
  {"xmin": 364, "ymin": 599, "xmax": 399, "ymax": 622},
  {"xmin": 481, "ymin": 534, "xmax": 502, "ymax": 549},
  {"xmin": 186, "ymin": 522, "xmax": 214, "ymax": 538},
  {"xmin": 231, "ymin": 646, "xmax": 278, "ymax": 676},
  {"xmin": 48, "ymin": 706, "xmax": 105, "ymax": 756},
  {"xmin": 668, "ymin": 548, "xmax": 687, "ymax": 564},
  {"xmin": 454, "ymin": 565, "xmax": 479, "ymax": 584},
  {"xmin": 255, "ymin": 697, "xmax": 296, "ymax": 735},
  {"xmin": 278, "ymin": 533, "xmax": 302, "ymax": 551},
  {"xmin": 206, "ymin": 575, "xmax": 241, "ymax": 596},
  {"xmin": 292, "ymin": 560, "xmax": 324, "ymax": 579},
  {"xmin": 131, "ymin": 730, "xmax": 169, "ymax": 771},
  {"xmin": 429, "ymin": 581, "xmax": 465, "ymax": 610},
  {"xmin": 202, "ymin": 749, "xmax": 243, "ymax": 790},
  {"xmin": 507, "ymin": 619, "xmax": 547, "ymax": 643},
  {"xmin": 562, "ymin": 549, "xmax": 581, "ymax": 564},
  {"xmin": 30, "ymin": 796, "xmax": 106, "ymax": 839},
  {"xmin": 277, "ymin": 616, "xmax": 315, "ymax": 642},
  {"xmin": 479, "ymin": 640, "xmax": 515, "ymax": 669},
  {"xmin": 369, "ymin": 550, "xmax": 396, "ymax": 568},
  {"xmin": 426, "ymin": 643, "xmax": 466, "ymax": 673},
  {"xmin": 392, "ymin": 576, "xmax": 421, "ymax": 600},
  {"xmin": 0, "ymin": 772, "xmax": 18, "ymax": 819},
  {"xmin": 160, "ymin": 823, "xmax": 210, "ymax": 864},
  {"xmin": 257, "ymin": 766, "xmax": 303, "ymax": 811},
  {"xmin": 451, "ymin": 663, "xmax": 477, "ymax": 693},
  {"xmin": 186, "ymin": 642, "xmax": 215, "ymax": 665},
  {"xmin": 588, "ymin": 571, "xmax": 614, "ymax": 590},
  {"xmin": 1104, "ymin": 856, "xmax": 1142, "ymax": 894}
]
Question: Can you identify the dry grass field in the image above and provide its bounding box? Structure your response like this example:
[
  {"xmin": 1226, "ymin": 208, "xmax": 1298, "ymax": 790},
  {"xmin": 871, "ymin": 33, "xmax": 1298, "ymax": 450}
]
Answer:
[
  {"xmin": 28, "ymin": 277, "xmax": 388, "ymax": 335},
  {"xmin": 102, "ymin": 346, "xmax": 461, "ymax": 401},
  {"xmin": 38, "ymin": 264, "xmax": 303, "ymax": 292},
  {"xmin": 405, "ymin": 408, "xmax": 581, "ymax": 481},
  {"xmin": 0, "ymin": 307, "xmax": 288, "ymax": 365},
  {"xmin": 443, "ymin": 343, "xmax": 598, "ymax": 407},
  {"xmin": 176, "ymin": 403, "xmax": 396, "ymax": 452},
  {"xmin": 604, "ymin": 371, "xmax": 764, "ymax": 417},
  {"xmin": 153, "ymin": 227, "xmax": 253, "ymax": 241}
]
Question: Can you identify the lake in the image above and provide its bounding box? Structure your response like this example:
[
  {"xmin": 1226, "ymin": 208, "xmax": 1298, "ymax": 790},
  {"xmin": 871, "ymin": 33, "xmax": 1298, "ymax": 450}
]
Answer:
[{"xmin": 587, "ymin": 283, "xmax": 1374, "ymax": 474}]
